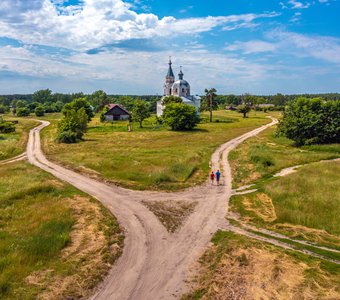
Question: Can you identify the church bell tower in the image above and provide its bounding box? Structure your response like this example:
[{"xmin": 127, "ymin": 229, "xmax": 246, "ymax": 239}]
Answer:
[{"xmin": 164, "ymin": 57, "xmax": 175, "ymax": 96}]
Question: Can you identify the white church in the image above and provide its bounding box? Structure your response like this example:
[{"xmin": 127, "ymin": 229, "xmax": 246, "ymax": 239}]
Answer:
[{"xmin": 157, "ymin": 59, "xmax": 201, "ymax": 116}]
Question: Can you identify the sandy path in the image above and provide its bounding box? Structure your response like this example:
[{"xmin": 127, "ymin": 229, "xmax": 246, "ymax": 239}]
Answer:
[
  {"xmin": 27, "ymin": 118, "xmax": 277, "ymax": 300},
  {"xmin": 0, "ymin": 152, "xmax": 27, "ymax": 165}
]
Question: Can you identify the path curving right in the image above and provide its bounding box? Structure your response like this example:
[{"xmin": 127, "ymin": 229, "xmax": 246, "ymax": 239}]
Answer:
[{"xmin": 27, "ymin": 118, "xmax": 278, "ymax": 300}]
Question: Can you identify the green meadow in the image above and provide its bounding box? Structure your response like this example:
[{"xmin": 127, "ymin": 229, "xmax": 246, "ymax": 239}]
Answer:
[
  {"xmin": 229, "ymin": 126, "xmax": 340, "ymax": 188},
  {"xmin": 229, "ymin": 126, "xmax": 340, "ymax": 250},
  {"xmin": 41, "ymin": 111, "xmax": 272, "ymax": 190}
]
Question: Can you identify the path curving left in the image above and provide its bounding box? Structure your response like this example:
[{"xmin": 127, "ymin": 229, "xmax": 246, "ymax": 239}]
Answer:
[{"xmin": 27, "ymin": 118, "xmax": 278, "ymax": 299}]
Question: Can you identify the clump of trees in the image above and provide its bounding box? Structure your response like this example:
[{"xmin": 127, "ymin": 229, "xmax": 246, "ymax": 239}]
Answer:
[
  {"xmin": 57, "ymin": 98, "xmax": 92, "ymax": 143},
  {"xmin": 162, "ymin": 103, "xmax": 200, "ymax": 130},
  {"xmin": 278, "ymin": 97, "xmax": 340, "ymax": 146}
]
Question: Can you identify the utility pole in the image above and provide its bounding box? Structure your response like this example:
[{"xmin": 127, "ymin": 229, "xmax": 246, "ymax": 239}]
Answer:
[{"xmin": 209, "ymin": 93, "xmax": 213, "ymax": 123}]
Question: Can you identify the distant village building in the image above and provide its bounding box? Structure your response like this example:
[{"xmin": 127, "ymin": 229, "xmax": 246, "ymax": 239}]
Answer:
[
  {"xmin": 157, "ymin": 59, "xmax": 201, "ymax": 116},
  {"xmin": 104, "ymin": 104, "xmax": 130, "ymax": 121}
]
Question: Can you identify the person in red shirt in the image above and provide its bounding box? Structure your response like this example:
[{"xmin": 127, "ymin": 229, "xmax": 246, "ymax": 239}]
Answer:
[{"xmin": 210, "ymin": 171, "xmax": 215, "ymax": 186}]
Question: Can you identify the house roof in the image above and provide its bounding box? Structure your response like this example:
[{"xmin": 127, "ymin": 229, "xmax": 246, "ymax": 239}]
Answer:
[{"xmin": 105, "ymin": 104, "xmax": 130, "ymax": 115}]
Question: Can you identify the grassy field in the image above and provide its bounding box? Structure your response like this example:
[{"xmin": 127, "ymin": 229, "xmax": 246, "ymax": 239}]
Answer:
[
  {"xmin": 229, "ymin": 126, "xmax": 340, "ymax": 249},
  {"xmin": 0, "ymin": 116, "xmax": 39, "ymax": 161},
  {"xmin": 41, "ymin": 111, "xmax": 271, "ymax": 191},
  {"xmin": 183, "ymin": 231, "xmax": 340, "ymax": 300},
  {"xmin": 0, "ymin": 162, "xmax": 123, "ymax": 299},
  {"xmin": 229, "ymin": 126, "xmax": 340, "ymax": 188}
]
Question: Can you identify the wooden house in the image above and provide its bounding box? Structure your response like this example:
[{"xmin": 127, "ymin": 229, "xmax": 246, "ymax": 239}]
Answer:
[{"xmin": 104, "ymin": 104, "xmax": 130, "ymax": 121}]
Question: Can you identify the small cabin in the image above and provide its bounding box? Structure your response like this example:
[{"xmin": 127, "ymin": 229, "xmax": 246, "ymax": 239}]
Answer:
[{"xmin": 104, "ymin": 104, "xmax": 130, "ymax": 121}]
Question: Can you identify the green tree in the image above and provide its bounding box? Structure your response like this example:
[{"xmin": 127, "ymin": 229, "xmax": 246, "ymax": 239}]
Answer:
[
  {"xmin": 278, "ymin": 97, "xmax": 340, "ymax": 146},
  {"xmin": 0, "ymin": 104, "xmax": 9, "ymax": 114},
  {"xmin": 89, "ymin": 90, "xmax": 111, "ymax": 112},
  {"xmin": 16, "ymin": 107, "xmax": 30, "ymax": 117},
  {"xmin": 132, "ymin": 100, "xmax": 151, "ymax": 128},
  {"xmin": 33, "ymin": 89, "xmax": 53, "ymax": 103},
  {"xmin": 62, "ymin": 98, "xmax": 94, "ymax": 121},
  {"xmin": 57, "ymin": 108, "xmax": 88, "ymax": 143},
  {"xmin": 271, "ymin": 93, "xmax": 287, "ymax": 106},
  {"xmin": 204, "ymin": 88, "xmax": 217, "ymax": 122},
  {"xmin": 237, "ymin": 104, "xmax": 251, "ymax": 118},
  {"xmin": 35, "ymin": 105, "xmax": 45, "ymax": 117},
  {"xmin": 162, "ymin": 95, "xmax": 183, "ymax": 106},
  {"xmin": 163, "ymin": 103, "xmax": 200, "ymax": 131},
  {"xmin": 15, "ymin": 100, "xmax": 28, "ymax": 109}
]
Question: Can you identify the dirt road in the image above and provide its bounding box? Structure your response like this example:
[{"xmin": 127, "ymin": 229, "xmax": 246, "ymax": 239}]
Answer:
[{"xmin": 27, "ymin": 118, "xmax": 277, "ymax": 300}]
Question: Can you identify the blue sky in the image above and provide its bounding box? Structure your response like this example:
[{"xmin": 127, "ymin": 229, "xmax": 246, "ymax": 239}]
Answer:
[{"xmin": 0, "ymin": 0, "xmax": 339, "ymax": 95}]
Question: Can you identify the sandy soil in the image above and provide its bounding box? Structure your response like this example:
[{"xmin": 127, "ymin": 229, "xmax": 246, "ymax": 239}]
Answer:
[{"xmin": 27, "ymin": 118, "xmax": 277, "ymax": 300}]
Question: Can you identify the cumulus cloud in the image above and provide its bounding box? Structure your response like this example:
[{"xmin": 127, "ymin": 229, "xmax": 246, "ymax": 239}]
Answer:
[{"xmin": 0, "ymin": 0, "xmax": 278, "ymax": 50}]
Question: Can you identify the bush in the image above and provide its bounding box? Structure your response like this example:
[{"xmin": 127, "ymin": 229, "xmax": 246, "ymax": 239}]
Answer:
[
  {"xmin": 0, "ymin": 122, "xmax": 16, "ymax": 133},
  {"xmin": 35, "ymin": 106, "xmax": 45, "ymax": 117},
  {"xmin": 16, "ymin": 107, "xmax": 30, "ymax": 117},
  {"xmin": 163, "ymin": 103, "xmax": 200, "ymax": 131},
  {"xmin": 278, "ymin": 97, "xmax": 340, "ymax": 146},
  {"xmin": 0, "ymin": 104, "xmax": 9, "ymax": 114},
  {"xmin": 57, "ymin": 107, "xmax": 88, "ymax": 143},
  {"xmin": 56, "ymin": 130, "xmax": 78, "ymax": 143}
]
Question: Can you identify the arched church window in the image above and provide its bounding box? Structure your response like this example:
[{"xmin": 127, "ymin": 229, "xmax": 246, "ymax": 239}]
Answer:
[{"xmin": 182, "ymin": 88, "xmax": 185, "ymax": 93}]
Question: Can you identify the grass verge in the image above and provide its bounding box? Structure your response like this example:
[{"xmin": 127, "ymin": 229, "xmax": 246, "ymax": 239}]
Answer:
[
  {"xmin": 0, "ymin": 117, "xmax": 39, "ymax": 161},
  {"xmin": 0, "ymin": 162, "xmax": 123, "ymax": 299}
]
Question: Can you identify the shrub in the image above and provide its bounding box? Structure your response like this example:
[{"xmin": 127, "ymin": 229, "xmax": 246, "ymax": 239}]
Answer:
[
  {"xmin": 163, "ymin": 103, "xmax": 200, "ymax": 131},
  {"xmin": 16, "ymin": 107, "xmax": 30, "ymax": 117},
  {"xmin": 0, "ymin": 122, "xmax": 15, "ymax": 133},
  {"xmin": 35, "ymin": 106, "xmax": 45, "ymax": 117},
  {"xmin": 0, "ymin": 104, "xmax": 9, "ymax": 114},
  {"xmin": 56, "ymin": 130, "xmax": 78, "ymax": 143},
  {"xmin": 57, "ymin": 107, "xmax": 88, "ymax": 143}
]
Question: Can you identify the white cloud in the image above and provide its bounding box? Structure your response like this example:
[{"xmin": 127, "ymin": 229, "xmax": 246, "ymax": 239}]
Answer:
[
  {"xmin": 0, "ymin": 0, "xmax": 278, "ymax": 50},
  {"xmin": 225, "ymin": 40, "xmax": 278, "ymax": 54},
  {"xmin": 267, "ymin": 29, "xmax": 340, "ymax": 64},
  {"xmin": 288, "ymin": 0, "xmax": 311, "ymax": 9}
]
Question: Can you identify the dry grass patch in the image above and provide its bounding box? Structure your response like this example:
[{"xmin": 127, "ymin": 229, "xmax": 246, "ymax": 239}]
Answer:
[
  {"xmin": 273, "ymin": 224, "xmax": 340, "ymax": 249},
  {"xmin": 183, "ymin": 231, "xmax": 340, "ymax": 300},
  {"xmin": 242, "ymin": 193, "xmax": 277, "ymax": 222},
  {"xmin": 142, "ymin": 200, "xmax": 197, "ymax": 233},
  {"xmin": 26, "ymin": 195, "xmax": 123, "ymax": 300}
]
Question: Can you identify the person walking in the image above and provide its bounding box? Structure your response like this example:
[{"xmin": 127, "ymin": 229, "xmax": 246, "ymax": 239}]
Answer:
[
  {"xmin": 210, "ymin": 171, "xmax": 215, "ymax": 186},
  {"xmin": 215, "ymin": 170, "xmax": 221, "ymax": 186}
]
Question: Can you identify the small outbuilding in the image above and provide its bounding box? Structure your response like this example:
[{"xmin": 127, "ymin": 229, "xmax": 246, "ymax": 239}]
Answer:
[{"xmin": 104, "ymin": 104, "xmax": 130, "ymax": 121}]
